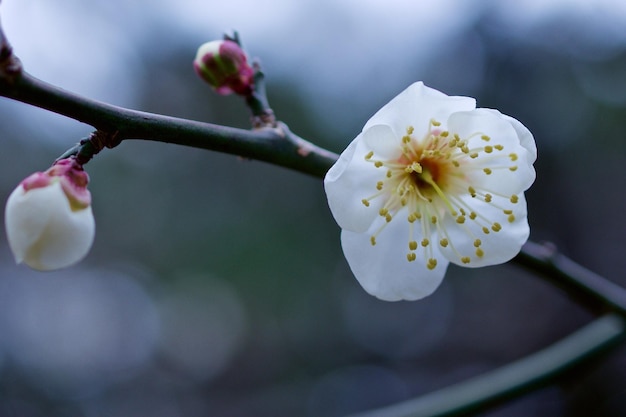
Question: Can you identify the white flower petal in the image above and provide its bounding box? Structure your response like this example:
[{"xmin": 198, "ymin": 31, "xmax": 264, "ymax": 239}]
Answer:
[
  {"xmin": 364, "ymin": 82, "xmax": 476, "ymax": 136},
  {"xmin": 5, "ymin": 182, "xmax": 95, "ymax": 271},
  {"xmin": 448, "ymin": 109, "xmax": 536, "ymax": 194},
  {"xmin": 502, "ymin": 113, "xmax": 537, "ymax": 162},
  {"xmin": 325, "ymin": 136, "xmax": 385, "ymax": 232},
  {"xmin": 440, "ymin": 193, "xmax": 529, "ymax": 268},
  {"xmin": 362, "ymin": 124, "xmax": 402, "ymax": 160},
  {"xmin": 341, "ymin": 217, "xmax": 448, "ymax": 301}
]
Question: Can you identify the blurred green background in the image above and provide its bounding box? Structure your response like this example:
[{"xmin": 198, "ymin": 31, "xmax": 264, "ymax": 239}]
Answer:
[{"xmin": 0, "ymin": 1, "xmax": 625, "ymax": 416}]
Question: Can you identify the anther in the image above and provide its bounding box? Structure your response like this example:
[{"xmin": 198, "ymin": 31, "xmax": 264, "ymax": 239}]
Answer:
[
  {"xmin": 407, "ymin": 253, "xmax": 417, "ymax": 262},
  {"xmin": 421, "ymin": 238, "xmax": 429, "ymax": 247},
  {"xmin": 456, "ymin": 216, "xmax": 466, "ymax": 224},
  {"xmin": 483, "ymin": 168, "xmax": 492, "ymax": 175},
  {"xmin": 481, "ymin": 135, "xmax": 490, "ymax": 141},
  {"xmin": 508, "ymin": 214, "xmax": 515, "ymax": 223},
  {"xmin": 407, "ymin": 126, "xmax": 415, "ymax": 134},
  {"xmin": 484, "ymin": 146, "xmax": 493, "ymax": 153},
  {"xmin": 405, "ymin": 162, "xmax": 422, "ymax": 173},
  {"xmin": 409, "ymin": 241, "xmax": 418, "ymax": 251},
  {"xmin": 361, "ymin": 199, "xmax": 370, "ymax": 207},
  {"xmin": 494, "ymin": 144, "xmax": 504, "ymax": 151},
  {"xmin": 474, "ymin": 239, "xmax": 482, "ymax": 247},
  {"xmin": 376, "ymin": 181, "xmax": 384, "ymax": 190},
  {"xmin": 461, "ymin": 256, "xmax": 471, "ymax": 264},
  {"xmin": 510, "ymin": 195, "xmax": 519, "ymax": 204},
  {"xmin": 482, "ymin": 226, "xmax": 490, "ymax": 234},
  {"xmin": 492, "ymin": 222, "xmax": 502, "ymax": 232},
  {"xmin": 509, "ymin": 166, "xmax": 518, "ymax": 171},
  {"xmin": 469, "ymin": 212, "xmax": 477, "ymax": 220},
  {"xmin": 431, "ymin": 119, "xmax": 441, "ymax": 127},
  {"xmin": 365, "ymin": 151, "xmax": 374, "ymax": 160},
  {"xmin": 431, "ymin": 216, "xmax": 437, "ymax": 224},
  {"xmin": 385, "ymin": 214, "xmax": 392, "ymax": 222},
  {"xmin": 470, "ymin": 152, "xmax": 478, "ymax": 159},
  {"xmin": 452, "ymin": 160, "xmax": 460, "ymax": 167},
  {"xmin": 440, "ymin": 238, "xmax": 449, "ymax": 247},
  {"xmin": 476, "ymin": 248, "xmax": 484, "ymax": 257},
  {"xmin": 485, "ymin": 194, "xmax": 493, "ymax": 202},
  {"xmin": 427, "ymin": 258, "xmax": 437, "ymax": 269},
  {"xmin": 468, "ymin": 186, "xmax": 477, "ymax": 197},
  {"xmin": 374, "ymin": 161, "xmax": 383, "ymax": 168},
  {"xmin": 370, "ymin": 236, "xmax": 376, "ymax": 246},
  {"xmin": 509, "ymin": 153, "xmax": 518, "ymax": 161}
]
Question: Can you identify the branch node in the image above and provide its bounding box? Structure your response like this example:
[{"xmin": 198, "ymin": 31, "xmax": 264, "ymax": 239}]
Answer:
[{"xmin": 0, "ymin": 33, "xmax": 23, "ymax": 84}]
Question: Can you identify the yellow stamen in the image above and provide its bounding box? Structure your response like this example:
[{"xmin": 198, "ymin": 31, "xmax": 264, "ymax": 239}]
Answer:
[{"xmin": 427, "ymin": 258, "xmax": 437, "ymax": 269}]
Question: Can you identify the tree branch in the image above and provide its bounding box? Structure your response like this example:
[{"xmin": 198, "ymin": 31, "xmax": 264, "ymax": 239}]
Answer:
[
  {"xmin": 0, "ymin": 71, "xmax": 338, "ymax": 178},
  {"xmin": 347, "ymin": 314, "xmax": 624, "ymax": 417},
  {"xmin": 519, "ymin": 241, "xmax": 626, "ymax": 317}
]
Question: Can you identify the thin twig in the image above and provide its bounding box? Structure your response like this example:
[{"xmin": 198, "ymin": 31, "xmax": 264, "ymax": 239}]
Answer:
[
  {"xmin": 518, "ymin": 241, "xmax": 626, "ymax": 317},
  {"xmin": 346, "ymin": 314, "xmax": 624, "ymax": 417},
  {"xmin": 0, "ymin": 71, "xmax": 338, "ymax": 177}
]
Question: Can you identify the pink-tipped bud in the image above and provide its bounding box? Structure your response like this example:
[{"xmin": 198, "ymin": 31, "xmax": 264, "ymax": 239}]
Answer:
[
  {"xmin": 193, "ymin": 40, "xmax": 254, "ymax": 96},
  {"xmin": 4, "ymin": 157, "xmax": 95, "ymax": 271}
]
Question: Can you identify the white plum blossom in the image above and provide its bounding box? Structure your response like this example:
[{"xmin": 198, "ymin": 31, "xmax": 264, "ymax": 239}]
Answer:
[
  {"xmin": 324, "ymin": 82, "xmax": 537, "ymax": 301},
  {"xmin": 4, "ymin": 157, "xmax": 95, "ymax": 271}
]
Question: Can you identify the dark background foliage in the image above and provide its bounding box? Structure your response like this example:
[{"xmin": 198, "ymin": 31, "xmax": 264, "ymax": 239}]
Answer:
[{"xmin": 0, "ymin": 1, "xmax": 625, "ymax": 416}]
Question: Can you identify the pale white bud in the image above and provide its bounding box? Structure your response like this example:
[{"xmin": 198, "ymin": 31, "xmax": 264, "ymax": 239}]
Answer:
[{"xmin": 4, "ymin": 159, "xmax": 95, "ymax": 271}]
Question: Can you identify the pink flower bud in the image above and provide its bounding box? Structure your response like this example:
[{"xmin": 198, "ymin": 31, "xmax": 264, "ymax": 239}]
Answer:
[
  {"xmin": 193, "ymin": 40, "xmax": 255, "ymax": 96},
  {"xmin": 4, "ymin": 157, "xmax": 95, "ymax": 271}
]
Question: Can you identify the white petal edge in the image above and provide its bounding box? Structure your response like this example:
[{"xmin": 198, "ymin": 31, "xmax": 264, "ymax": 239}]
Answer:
[
  {"xmin": 324, "ymin": 135, "xmax": 386, "ymax": 232},
  {"xmin": 363, "ymin": 82, "xmax": 477, "ymax": 138},
  {"xmin": 340, "ymin": 217, "xmax": 449, "ymax": 301},
  {"xmin": 361, "ymin": 124, "xmax": 402, "ymax": 160},
  {"xmin": 440, "ymin": 193, "xmax": 529, "ymax": 268},
  {"xmin": 447, "ymin": 109, "xmax": 536, "ymax": 195}
]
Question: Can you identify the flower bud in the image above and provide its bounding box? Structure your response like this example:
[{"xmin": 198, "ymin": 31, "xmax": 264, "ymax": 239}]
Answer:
[
  {"xmin": 193, "ymin": 40, "xmax": 254, "ymax": 96},
  {"xmin": 4, "ymin": 158, "xmax": 95, "ymax": 271}
]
